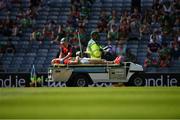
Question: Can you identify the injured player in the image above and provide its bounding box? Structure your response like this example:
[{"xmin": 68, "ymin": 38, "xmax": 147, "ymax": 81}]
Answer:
[{"xmin": 52, "ymin": 51, "xmax": 123, "ymax": 65}]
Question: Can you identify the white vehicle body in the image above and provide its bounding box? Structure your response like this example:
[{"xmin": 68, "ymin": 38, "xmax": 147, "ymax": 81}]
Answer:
[{"xmin": 48, "ymin": 62, "xmax": 144, "ymax": 86}]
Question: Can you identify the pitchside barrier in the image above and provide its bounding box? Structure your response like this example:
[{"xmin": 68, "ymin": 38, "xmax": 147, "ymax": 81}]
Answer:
[{"xmin": 0, "ymin": 73, "xmax": 180, "ymax": 87}]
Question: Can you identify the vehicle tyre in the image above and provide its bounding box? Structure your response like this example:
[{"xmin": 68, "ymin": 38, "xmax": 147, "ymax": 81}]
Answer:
[
  {"xmin": 127, "ymin": 74, "xmax": 145, "ymax": 86},
  {"xmin": 72, "ymin": 74, "xmax": 90, "ymax": 87},
  {"xmin": 132, "ymin": 76, "xmax": 145, "ymax": 86}
]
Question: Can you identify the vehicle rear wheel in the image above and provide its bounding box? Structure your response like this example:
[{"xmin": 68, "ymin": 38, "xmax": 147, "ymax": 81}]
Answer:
[{"xmin": 73, "ymin": 74, "xmax": 90, "ymax": 87}]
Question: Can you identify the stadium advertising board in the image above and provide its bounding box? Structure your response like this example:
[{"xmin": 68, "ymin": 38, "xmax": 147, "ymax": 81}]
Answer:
[
  {"xmin": 0, "ymin": 73, "xmax": 179, "ymax": 87},
  {"xmin": 0, "ymin": 73, "xmax": 30, "ymax": 87},
  {"xmin": 145, "ymin": 73, "xmax": 180, "ymax": 86}
]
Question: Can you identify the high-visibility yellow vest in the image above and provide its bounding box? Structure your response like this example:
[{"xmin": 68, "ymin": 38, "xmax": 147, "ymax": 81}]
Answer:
[{"xmin": 87, "ymin": 39, "xmax": 102, "ymax": 59}]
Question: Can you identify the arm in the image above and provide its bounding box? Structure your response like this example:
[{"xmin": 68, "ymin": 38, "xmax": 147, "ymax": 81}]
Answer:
[
  {"xmin": 61, "ymin": 52, "xmax": 72, "ymax": 61},
  {"xmin": 147, "ymin": 47, "xmax": 152, "ymax": 54},
  {"xmin": 69, "ymin": 56, "xmax": 80, "ymax": 64},
  {"xmin": 32, "ymin": 32, "xmax": 35, "ymax": 40},
  {"xmin": 54, "ymin": 35, "xmax": 59, "ymax": 42},
  {"xmin": 13, "ymin": 26, "xmax": 18, "ymax": 36},
  {"xmin": 58, "ymin": 25, "xmax": 61, "ymax": 33},
  {"xmin": 51, "ymin": 31, "xmax": 54, "ymax": 39},
  {"xmin": 59, "ymin": 51, "xmax": 62, "ymax": 59},
  {"xmin": 107, "ymin": 31, "xmax": 111, "ymax": 39}
]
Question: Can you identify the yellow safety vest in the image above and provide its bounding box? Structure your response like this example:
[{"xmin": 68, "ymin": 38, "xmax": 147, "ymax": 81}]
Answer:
[{"xmin": 87, "ymin": 39, "xmax": 102, "ymax": 59}]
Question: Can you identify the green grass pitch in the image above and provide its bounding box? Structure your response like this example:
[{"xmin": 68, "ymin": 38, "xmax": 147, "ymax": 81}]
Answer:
[{"xmin": 0, "ymin": 87, "xmax": 180, "ymax": 119}]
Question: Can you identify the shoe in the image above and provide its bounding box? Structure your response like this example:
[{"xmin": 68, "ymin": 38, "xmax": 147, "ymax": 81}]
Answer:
[{"xmin": 114, "ymin": 56, "xmax": 121, "ymax": 64}]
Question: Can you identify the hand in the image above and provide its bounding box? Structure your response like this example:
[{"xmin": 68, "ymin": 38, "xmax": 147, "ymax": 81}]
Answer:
[{"xmin": 59, "ymin": 58, "xmax": 64, "ymax": 64}]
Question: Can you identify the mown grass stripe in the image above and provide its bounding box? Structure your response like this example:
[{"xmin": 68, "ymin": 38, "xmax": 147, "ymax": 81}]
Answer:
[{"xmin": 0, "ymin": 87, "xmax": 180, "ymax": 119}]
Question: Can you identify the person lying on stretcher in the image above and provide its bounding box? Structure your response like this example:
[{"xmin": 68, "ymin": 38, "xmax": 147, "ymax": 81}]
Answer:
[{"xmin": 51, "ymin": 51, "xmax": 123, "ymax": 65}]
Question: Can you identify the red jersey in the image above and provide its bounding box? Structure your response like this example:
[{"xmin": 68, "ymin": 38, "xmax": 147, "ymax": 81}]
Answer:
[{"xmin": 60, "ymin": 44, "xmax": 73, "ymax": 57}]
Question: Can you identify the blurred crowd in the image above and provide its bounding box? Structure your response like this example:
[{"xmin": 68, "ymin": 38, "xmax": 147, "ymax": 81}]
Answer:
[{"xmin": 0, "ymin": 0, "xmax": 179, "ymax": 68}]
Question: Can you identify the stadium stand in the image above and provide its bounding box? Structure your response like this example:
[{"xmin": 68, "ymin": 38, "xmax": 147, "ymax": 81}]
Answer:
[{"xmin": 0, "ymin": 0, "xmax": 179, "ymax": 73}]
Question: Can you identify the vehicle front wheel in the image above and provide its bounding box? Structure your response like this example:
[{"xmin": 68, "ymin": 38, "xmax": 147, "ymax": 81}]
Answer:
[
  {"xmin": 127, "ymin": 74, "xmax": 145, "ymax": 86},
  {"xmin": 132, "ymin": 76, "xmax": 145, "ymax": 86}
]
